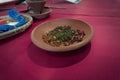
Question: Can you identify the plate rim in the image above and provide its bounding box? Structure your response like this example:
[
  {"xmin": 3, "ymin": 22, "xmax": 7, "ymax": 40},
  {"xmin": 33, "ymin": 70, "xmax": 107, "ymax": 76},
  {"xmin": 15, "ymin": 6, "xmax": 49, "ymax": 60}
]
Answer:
[{"xmin": 0, "ymin": 14, "xmax": 33, "ymax": 40}]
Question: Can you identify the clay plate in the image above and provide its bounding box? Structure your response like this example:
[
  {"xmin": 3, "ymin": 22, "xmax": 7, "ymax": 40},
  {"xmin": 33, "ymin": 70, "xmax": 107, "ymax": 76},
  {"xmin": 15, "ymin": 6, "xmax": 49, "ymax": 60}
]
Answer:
[
  {"xmin": 27, "ymin": 7, "xmax": 52, "ymax": 19},
  {"xmin": 31, "ymin": 18, "xmax": 94, "ymax": 52}
]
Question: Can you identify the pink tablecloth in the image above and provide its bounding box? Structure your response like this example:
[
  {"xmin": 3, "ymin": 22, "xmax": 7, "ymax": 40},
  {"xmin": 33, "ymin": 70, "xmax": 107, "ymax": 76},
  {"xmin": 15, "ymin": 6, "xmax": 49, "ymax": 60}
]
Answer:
[{"xmin": 0, "ymin": 0, "xmax": 120, "ymax": 80}]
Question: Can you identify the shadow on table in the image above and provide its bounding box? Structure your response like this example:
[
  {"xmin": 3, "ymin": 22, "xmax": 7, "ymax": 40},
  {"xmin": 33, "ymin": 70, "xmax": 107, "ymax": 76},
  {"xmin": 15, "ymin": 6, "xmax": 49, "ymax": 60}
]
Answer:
[
  {"xmin": 0, "ymin": 31, "xmax": 26, "ymax": 45},
  {"xmin": 27, "ymin": 42, "xmax": 91, "ymax": 68}
]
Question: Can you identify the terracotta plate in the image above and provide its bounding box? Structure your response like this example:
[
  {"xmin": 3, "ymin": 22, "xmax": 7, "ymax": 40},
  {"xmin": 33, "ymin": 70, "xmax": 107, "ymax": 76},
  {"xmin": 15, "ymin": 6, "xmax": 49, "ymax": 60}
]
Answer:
[
  {"xmin": 27, "ymin": 7, "xmax": 52, "ymax": 19},
  {"xmin": 31, "ymin": 18, "xmax": 94, "ymax": 52}
]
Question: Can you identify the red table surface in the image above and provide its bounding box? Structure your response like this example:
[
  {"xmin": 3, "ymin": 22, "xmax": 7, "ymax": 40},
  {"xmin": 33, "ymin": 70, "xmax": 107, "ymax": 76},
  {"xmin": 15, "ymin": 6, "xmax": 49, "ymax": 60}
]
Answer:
[{"xmin": 0, "ymin": 0, "xmax": 120, "ymax": 80}]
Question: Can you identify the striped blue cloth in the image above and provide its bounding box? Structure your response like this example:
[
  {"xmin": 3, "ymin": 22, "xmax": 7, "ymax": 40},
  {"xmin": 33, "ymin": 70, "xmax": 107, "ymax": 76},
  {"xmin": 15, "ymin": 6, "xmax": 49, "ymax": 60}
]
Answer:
[{"xmin": 0, "ymin": 9, "xmax": 27, "ymax": 32}]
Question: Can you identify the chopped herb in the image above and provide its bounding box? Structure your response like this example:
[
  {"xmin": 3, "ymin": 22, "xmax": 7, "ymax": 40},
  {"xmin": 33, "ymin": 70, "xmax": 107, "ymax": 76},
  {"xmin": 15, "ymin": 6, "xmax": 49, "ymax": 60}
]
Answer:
[{"xmin": 42, "ymin": 25, "xmax": 85, "ymax": 47}]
